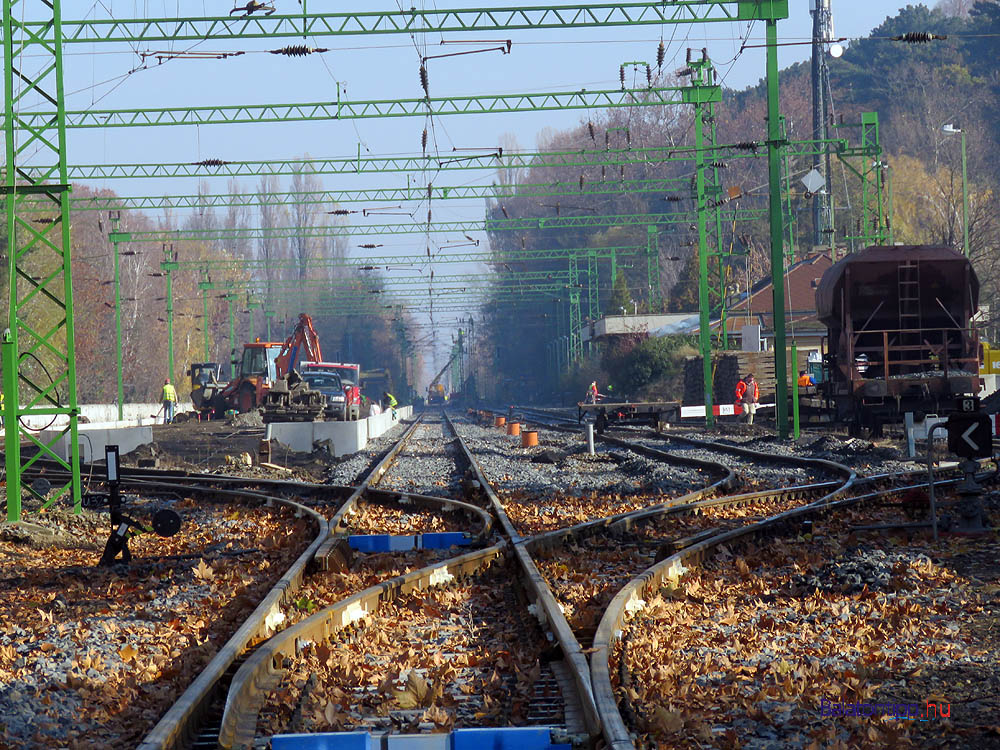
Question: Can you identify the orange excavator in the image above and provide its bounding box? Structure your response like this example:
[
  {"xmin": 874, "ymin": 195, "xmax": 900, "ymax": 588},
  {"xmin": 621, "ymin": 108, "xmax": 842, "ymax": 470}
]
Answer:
[{"xmin": 191, "ymin": 314, "xmax": 326, "ymax": 420}]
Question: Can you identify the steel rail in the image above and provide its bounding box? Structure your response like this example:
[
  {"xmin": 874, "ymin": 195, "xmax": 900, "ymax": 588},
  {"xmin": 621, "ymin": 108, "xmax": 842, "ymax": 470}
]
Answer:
[
  {"xmin": 314, "ymin": 413, "xmax": 427, "ymax": 569},
  {"xmin": 443, "ymin": 410, "xmax": 604, "ymax": 736},
  {"xmin": 363, "ymin": 487, "xmax": 495, "ymax": 540},
  {"xmin": 216, "ymin": 410, "xmax": 584, "ymax": 746},
  {"xmin": 218, "ymin": 543, "xmax": 507, "ymax": 749},
  {"xmin": 590, "ymin": 477, "xmax": 939, "ymax": 748},
  {"xmin": 590, "ymin": 475, "xmax": 875, "ymax": 748},
  {"xmin": 132, "ymin": 483, "xmax": 329, "ymax": 750}
]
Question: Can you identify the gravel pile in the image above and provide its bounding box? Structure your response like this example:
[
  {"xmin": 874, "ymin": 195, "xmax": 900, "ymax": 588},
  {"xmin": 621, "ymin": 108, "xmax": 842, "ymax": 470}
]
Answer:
[
  {"xmin": 376, "ymin": 419, "xmax": 465, "ymax": 498},
  {"xmin": 229, "ymin": 409, "xmax": 264, "ymax": 428},
  {"xmin": 791, "ymin": 546, "xmax": 931, "ymax": 595},
  {"xmin": 456, "ymin": 421, "xmax": 706, "ymax": 497},
  {"xmin": 325, "ymin": 420, "xmax": 409, "ymax": 486}
]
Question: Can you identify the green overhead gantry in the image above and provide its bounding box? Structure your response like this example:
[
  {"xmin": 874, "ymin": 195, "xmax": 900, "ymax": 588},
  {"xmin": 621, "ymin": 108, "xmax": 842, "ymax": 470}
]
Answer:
[
  {"xmin": 62, "ymin": 178, "xmax": 692, "ymax": 212},
  {"xmin": 3, "ymin": 0, "xmax": 82, "ymax": 521},
  {"xmin": 4, "ymin": 1, "xmax": 795, "ymax": 526},
  {"xmin": 11, "ymin": 137, "xmax": 858, "ymax": 183},
  {"xmin": 48, "ymin": 2, "xmax": 791, "ymax": 43},
  {"xmin": 97, "ymin": 209, "xmax": 765, "ymax": 242},
  {"xmin": 162, "ymin": 241, "xmax": 652, "ymax": 379},
  {"xmin": 28, "ymin": 85, "xmax": 715, "ymax": 129}
]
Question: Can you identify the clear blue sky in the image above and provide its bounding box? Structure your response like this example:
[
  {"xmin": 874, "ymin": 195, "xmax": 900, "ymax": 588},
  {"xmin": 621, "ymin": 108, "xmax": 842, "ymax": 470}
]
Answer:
[{"xmin": 47, "ymin": 1, "xmax": 918, "ymax": 373}]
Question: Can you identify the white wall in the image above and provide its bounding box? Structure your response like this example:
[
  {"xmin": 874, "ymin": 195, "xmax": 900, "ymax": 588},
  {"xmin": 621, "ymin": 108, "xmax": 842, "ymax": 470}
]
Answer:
[
  {"xmin": 15, "ymin": 402, "xmax": 194, "ymax": 431},
  {"xmin": 268, "ymin": 405, "xmax": 413, "ymax": 457},
  {"xmin": 39, "ymin": 424, "xmax": 154, "ymax": 463}
]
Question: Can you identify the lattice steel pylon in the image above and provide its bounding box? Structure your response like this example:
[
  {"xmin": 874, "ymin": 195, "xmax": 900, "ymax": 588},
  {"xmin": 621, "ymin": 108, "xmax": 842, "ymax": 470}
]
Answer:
[{"xmin": 3, "ymin": 0, "xmax": 82, "ymax": 521}]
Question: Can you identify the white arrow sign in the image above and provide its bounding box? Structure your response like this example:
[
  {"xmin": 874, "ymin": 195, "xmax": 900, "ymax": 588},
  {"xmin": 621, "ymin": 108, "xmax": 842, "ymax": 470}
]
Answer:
[{"xmin": 962, "ymin": 422, "xmax": 980, "ymax": 451}]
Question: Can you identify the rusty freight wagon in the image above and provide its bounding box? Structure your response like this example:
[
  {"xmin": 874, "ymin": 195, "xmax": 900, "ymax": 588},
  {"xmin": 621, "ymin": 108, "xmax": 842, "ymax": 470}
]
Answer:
[{"xmin": 815, "ymin": 245, "xmax": 981, "ymax": 434}]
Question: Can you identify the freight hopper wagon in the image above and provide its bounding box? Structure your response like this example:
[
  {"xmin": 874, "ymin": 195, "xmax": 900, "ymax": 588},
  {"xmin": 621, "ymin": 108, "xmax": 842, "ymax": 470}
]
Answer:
[{"xmin": 815, "ymin": 245, "xmax": 981, "ymax": 434}]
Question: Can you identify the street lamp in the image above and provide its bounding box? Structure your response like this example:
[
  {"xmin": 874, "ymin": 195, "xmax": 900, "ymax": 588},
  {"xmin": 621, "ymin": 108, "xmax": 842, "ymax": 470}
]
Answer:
[{"xmin": 943, "ymin": 123, "xmax": 969, "ymax": 257}]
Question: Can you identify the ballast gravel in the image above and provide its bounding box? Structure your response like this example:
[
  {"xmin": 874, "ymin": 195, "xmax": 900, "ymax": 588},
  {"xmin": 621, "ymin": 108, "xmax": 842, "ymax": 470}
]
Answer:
[
  {"xmin": 675, "ymin": 430, "xmax": 924, "ymax": 477},
  {"xmin": 375, "ymin": 418, "xmax": 466, "ymax": 498},
  {"xmin": 325, "ymin": 419, "xmax": 409, "ymax": 486},
  {"xmin": 0, "ymin": 495, "xmax": 313, "ymax": 749},
  {"xmin": 457, "ymin": 422, "xmax": 707, "ymax": 498},
  {"xmin": 626, "ymin": 436, "xmax": 821, "ymax": 487}
]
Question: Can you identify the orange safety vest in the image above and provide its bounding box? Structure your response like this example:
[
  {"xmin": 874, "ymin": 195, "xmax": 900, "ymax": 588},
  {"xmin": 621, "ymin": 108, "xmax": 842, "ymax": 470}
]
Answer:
[
  {"xmin": 734, "ymin": 379, "xmax": 758, "ymax": 406},
  {"xmin": 798, "ymin": 374, "xmax": 813, "ymax": 387}
]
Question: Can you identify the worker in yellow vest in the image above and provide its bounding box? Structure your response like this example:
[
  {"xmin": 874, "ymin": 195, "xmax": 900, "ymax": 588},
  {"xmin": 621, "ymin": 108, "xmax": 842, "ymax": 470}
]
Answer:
[{"xmin": 161, "ymin": 378, "xmax": 177, "ymax": 424}]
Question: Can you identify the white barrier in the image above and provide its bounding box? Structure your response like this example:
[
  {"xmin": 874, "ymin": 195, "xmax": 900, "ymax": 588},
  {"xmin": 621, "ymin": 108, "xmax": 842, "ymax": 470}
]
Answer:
[
  {"xmin": 15, "ymin": 402, "xmax": 194, "ymax": 432},
  {"xmin": 39, "ymin": 423, "xmax": 153, "ymax": 463},
  {"xmin": 267, "ymin": 405, "xmax": 413, "ymax": 457}
]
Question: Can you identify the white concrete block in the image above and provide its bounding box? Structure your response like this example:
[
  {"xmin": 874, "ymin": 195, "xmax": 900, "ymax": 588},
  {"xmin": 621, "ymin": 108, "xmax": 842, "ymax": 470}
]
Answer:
[
  {"xmin": 39, "ymin": 424, "xmax": 153, "ymax": 464},
  {"xmin": 268, "ymin": 419, "xmax": 367, "ymax": 457},
  {"xmin": 313, "ymin": 420, "xmax": 367, "ymax": 457},
  {"xmin": 266, "ymin": 423, "xmax": 313, "ymax": 453}
]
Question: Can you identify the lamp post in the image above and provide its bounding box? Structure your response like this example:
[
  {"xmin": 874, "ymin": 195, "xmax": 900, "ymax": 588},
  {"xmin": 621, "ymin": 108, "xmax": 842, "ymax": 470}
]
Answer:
[{"xmin": 943, "ymin": 124, "xmax": 969, "ymax": 257}]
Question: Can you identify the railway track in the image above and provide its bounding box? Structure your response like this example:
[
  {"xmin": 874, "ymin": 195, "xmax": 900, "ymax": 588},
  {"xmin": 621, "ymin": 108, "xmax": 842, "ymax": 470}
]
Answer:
[
  {"xmin": 217, "ymin": 409, "xmax": 599, "ymax": 747},
  {"xmin": 5, "ymin": 405, "xmax": 993, "ymax": 749}
]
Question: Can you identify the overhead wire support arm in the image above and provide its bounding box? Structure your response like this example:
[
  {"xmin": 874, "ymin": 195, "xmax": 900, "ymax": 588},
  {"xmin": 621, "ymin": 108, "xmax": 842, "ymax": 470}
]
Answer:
[
  {"xmin": 57, "ymin": 177, "xmax": 691, "ymax": 211},
  {"xmin": 50, "ymin": 2, "xmax": 789, "ymax": 44},
  {"xmin": 45, "ymin": 86, "xmax": 699, "ymax": 129},
  {"xmin": 10, "ymin": 136, "xmax": 841, "ymax": 182},
  {"xmin": 96, "ymin": 209, "xmax": 767, "ymax": 243}
]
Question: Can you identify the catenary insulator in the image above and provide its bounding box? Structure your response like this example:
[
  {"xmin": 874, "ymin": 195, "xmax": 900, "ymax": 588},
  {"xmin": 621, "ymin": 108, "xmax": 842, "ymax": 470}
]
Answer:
[
  {"xmin": 657, "ymin": 41, "xmax": 665, "ymax": 69},
  {"xmin": 193, "ymin": 158, "xmax": 230, "ymax": 166},
  {"xmin": 420, "ymin": 64, "xmax": 429, "ymax": 94},
  {"xmin": 270, "ymin": 45, "xmax": 329, "ymax": 56},
  {"xmin": 619, "ymin": 65, "xmax": 626, "ymax": 89},
  {"xmin": 892, "ymin": 32, "xmax": 946, "ymax": 43}
]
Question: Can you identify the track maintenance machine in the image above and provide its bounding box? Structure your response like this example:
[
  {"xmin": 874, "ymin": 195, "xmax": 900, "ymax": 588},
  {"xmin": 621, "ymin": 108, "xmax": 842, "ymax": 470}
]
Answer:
[{"xmin": 189, "ymin": 313, "xmax": 325, "ymax": 421}]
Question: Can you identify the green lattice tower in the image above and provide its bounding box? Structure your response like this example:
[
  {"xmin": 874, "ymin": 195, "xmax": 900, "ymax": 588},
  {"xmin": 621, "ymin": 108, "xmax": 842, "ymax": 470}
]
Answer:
[
  {"xmin": 3, "ymin": 0, "xmax": 82, "ymax": 521},
  {"xmin": 835, "ymin": 111, "xmax": 890, "ymax": 251},
  {"xmin": 688, "ymin": 50, "xmax": 723, "ymax": 426}
]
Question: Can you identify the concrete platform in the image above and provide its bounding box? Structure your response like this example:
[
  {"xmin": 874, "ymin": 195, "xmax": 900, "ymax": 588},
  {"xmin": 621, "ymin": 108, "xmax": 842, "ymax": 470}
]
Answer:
[{"xmin": 39, "ymin": 422, "xmax": 153, "ymax": 464}]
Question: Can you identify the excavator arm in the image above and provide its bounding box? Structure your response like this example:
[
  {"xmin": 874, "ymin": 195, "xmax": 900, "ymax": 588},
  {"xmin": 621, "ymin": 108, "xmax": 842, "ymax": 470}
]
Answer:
[
  {"xmin": 428, "ymin": 349, "xmax": 460, "ymax": 389},
  {"xmin": 274, "ymin": 313, "xmax": 323, "ymax": 377}
]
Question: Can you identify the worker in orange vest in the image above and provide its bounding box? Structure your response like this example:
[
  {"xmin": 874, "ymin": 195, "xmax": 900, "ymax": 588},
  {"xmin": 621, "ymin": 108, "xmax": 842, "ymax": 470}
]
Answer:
[{"xmin": 734, "ymin": 373, "xmax": 759, "ymax": 424}]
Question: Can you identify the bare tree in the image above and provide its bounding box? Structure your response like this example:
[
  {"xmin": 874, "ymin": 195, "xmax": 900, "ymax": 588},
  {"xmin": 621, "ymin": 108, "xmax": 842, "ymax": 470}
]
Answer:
[
  {"xmin": 257, "ymin": 174, "xmax": 289, "ymax": 314},
  {"xmin": 288, "ymin": 160, "xmax": 324, "ymax": 280},
  {"xmin": 224, "ymin": 178, "xmax": 253, "ymax": 260}
]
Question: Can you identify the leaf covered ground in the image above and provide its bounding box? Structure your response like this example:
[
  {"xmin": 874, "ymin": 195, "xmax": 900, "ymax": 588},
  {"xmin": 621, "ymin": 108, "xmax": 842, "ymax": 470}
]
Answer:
[
  {"xmin": 0, "ymin": 497, "xmax": 311, "ymax": 749},
  {"xmin": 615, "ymin": 498, "xmax": 1000, "ymax": 749}
]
